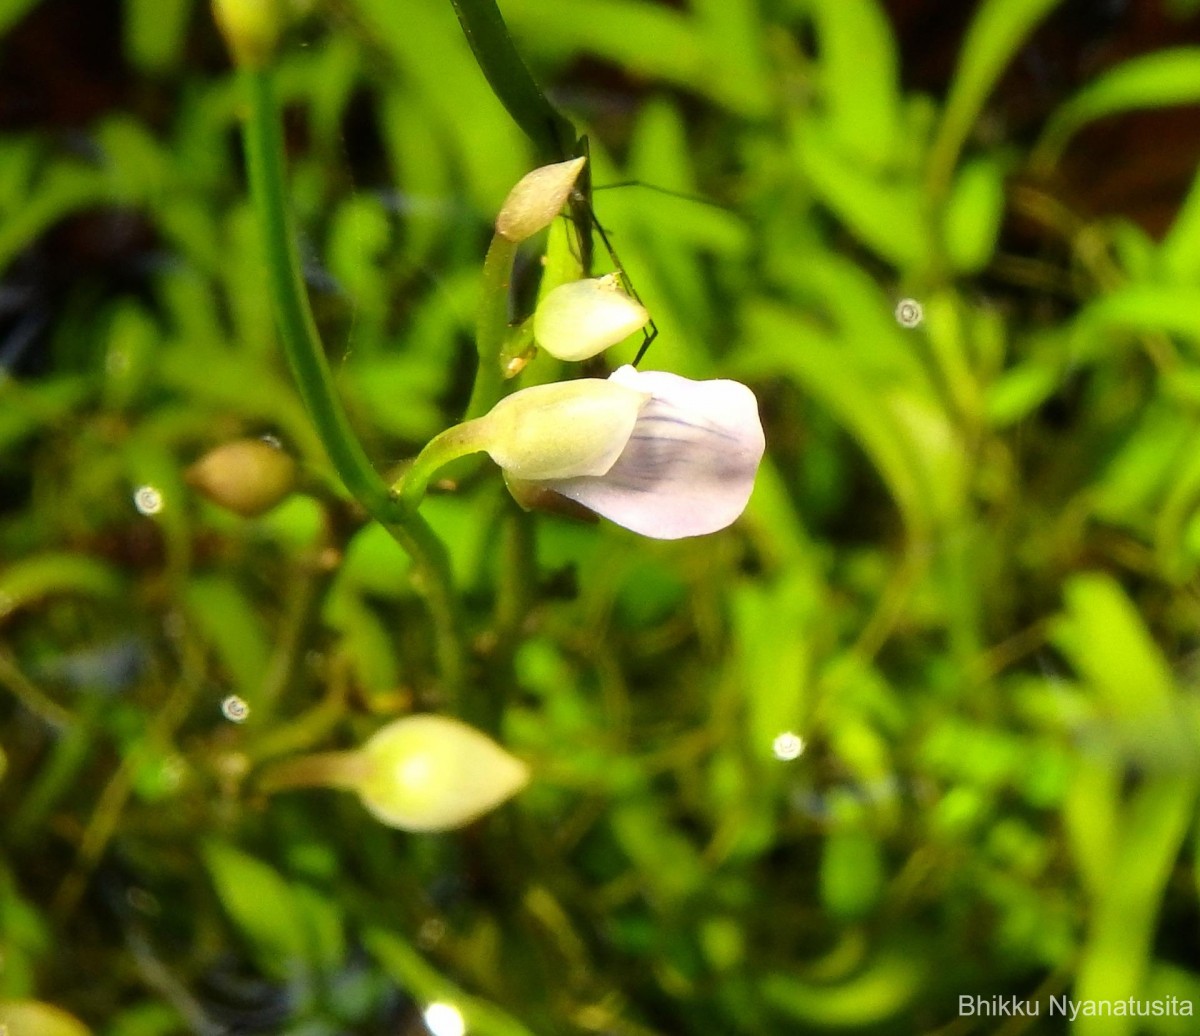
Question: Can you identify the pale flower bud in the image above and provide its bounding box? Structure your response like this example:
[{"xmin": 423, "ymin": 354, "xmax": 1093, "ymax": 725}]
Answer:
[
  {"xmin": 495, "ymin": 157, "xmax": 587, "ymax": 243},
  {"xmin": 212, "ymin": 0, "xmax": 283, "ymax": 68},
  {"xmin": 534, "ymin": 275, "xmax": 649, "ymax": 361},
  {"xmin": 186, "ymin": 438, "xmax": 297, "ymax": 517},
  {"xmin": 480, "ymin": 378, "xmax": 648, "ymax": 480},
  {"xmin": 356, "ymin": 715, "xmax": 529, "ymax": 831}
]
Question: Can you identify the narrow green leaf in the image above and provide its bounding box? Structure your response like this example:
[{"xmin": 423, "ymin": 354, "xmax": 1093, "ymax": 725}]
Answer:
[
  {"xmin": 761, "ymin": 943, "xmax": 923, "ymax": 1026},
  {"xmin": 1073, "ymin": 772, "xmax": 1199, "ymax": 1036},
  {"xmin": 820, "ymin": 828, "xmax": 885, "ymax": 920},
  {"xmin": 805, "ymin": 0, "xmax": 901, "ymax": 167},
  {"xmin": 203, "ymin": 842, "xmax": 309, "ymax": 979},
  {"xmin": 1071, "ymin": 285, "xmax": 1200, "ymax": 358},
  {"xmin": 0, "ymin": 554, "xmax": 122, "ymax": 621},
  {"xmin": 123, "ymin": 0, "xmax": 194, "ymax": 72},
  {"xmin": 1052, "ymin": 574, "xmax": 1187, "ymax": 764},
  {"xmin": 1160, "ymin": 165, "xmax": 1200, "ymax": 283},
  {"xmin": 1035, "ymin": 48, "xmax": 1200, "ymax": 170},
  {"xmin": 928, "ymin": 0, "xmax": 1062, "ymax": 192},
  {"xmin": 364, "ymin": 928, "xmax": 536, "ymax": 1036},
  {"xmin": 795, "ymin": 119, "xmax": 930, "ymax": 269},
  {"xmin": 0, "ymin": 0, "xmax": 41, "ymax": 36},
  {"xmin": 942, "ymin": 157, "xmax": 1006, "ymax": 274},
  {"xmin": 732, "ymin": 575, "xmax": 813, "ymax": 763},
  {"xmin": 738, "ymin": 302, "xmax": 937, "ymax": 537},
  {"xmin": 184, "ymin": 577, "xmax": 271, "ymax": 706}
]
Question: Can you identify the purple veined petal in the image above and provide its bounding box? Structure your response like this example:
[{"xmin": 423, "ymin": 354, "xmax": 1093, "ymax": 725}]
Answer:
[{"xmin": 540, "ymin": 369, "xmax": 765, "ymax": 539}]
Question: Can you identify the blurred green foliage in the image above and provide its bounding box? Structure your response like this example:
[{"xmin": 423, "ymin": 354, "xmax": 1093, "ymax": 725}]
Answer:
[{"xmin": 2, "ymin": 0, "xmax": 1200, "ymax": 1033}]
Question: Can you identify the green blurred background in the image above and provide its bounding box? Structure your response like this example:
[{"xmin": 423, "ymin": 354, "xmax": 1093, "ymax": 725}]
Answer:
[{"xmin": 3, "ymin": 0, "xmax": 1200, "ymax": 1032}]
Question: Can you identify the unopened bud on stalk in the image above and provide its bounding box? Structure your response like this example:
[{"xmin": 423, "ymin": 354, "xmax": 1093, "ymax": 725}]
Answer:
[
  {"xmin": 534, "ymin": 275, "xmax": 649, "ymax": 361},
  {"xmin": 495, "ymin": 157, "xmax": 586, "ymax": 243},
  {"xmin": 356, "ymin": 715, "xmax": 529, "ymax": 831},
  {"xmin": 186, "ymin": 438, "xmax": 297, "ymax": 517},
  {"xmin": 212, "ymin": 0, "xmax": 283, "ymax": 68},
  {"xmin": 259, "ymin": 716, "xmax": 529, "ymax": 831}
]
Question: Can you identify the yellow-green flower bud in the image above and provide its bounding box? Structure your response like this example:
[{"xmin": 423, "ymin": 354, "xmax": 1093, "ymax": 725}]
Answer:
[
  {"xmin": 212, "ymin": 0, "xmax": 283, "ymax": 68},
  {"xmin": 533, "ymin": 275, "xmax": 649, "ymax": 361},
  {"xmin": 481, "ymin": 378, "xmax": 648, "ymax": 480},
  {"xmin": 495, "ymin": 157, "xmax": 586, "ymax": 243},
  {"xmin": 0, "ymin": 1001, "xmax": 92, "ymax": 1036},
  {"xmin": 186, "ymin": 438, "xmax": 297, "ymax": 517},
  {"xmin": 357, "ymin": 715, "xmax": 529, "ymax": 832}
]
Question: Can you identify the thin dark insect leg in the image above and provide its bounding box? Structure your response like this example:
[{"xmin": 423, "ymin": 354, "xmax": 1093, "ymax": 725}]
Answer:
[
  {"xmin": 556, "ymin": 132, "xmax": 657, "ymax": 364},
  {"xmin": 594, "ymin": 179, "xmax": 731, "ymax": 212},
  {"xmin": 581, "ymin": 201, "xmax": 658, "ymax": 365},
  {"xmin": 565, "ymin": 130, "xmax": 594, "ymax": 275}
]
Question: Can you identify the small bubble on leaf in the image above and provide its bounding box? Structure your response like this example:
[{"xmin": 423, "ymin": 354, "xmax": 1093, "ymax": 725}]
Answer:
[
  {"xmin": 772, "ymin": 731, "xmax": 805, "ymax": 761},
  {"xmin": 133, "ymin": 485, "xmax": 163, "ymax": 515},
  {"xmin": 221, "ymin": 695, "xmax": 250, "ymax": 723},
  {"xmin": 895, "ymin": 298, "xmax": 923, "ymax": 328}
]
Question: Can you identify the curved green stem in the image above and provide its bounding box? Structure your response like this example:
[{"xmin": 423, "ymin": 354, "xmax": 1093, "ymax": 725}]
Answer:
[
  {"xmin": 241, "ymin": 66, "xmax": 466, "ymax": 699},
  {"xmin": 392, "ymin": 418, "xmax": 492, "ymax": 510}
]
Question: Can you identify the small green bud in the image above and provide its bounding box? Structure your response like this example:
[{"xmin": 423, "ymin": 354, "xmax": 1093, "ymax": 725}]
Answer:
[
  {"xmin": 186, "ymin": 438, "xmax": 297, "ymax": 517},
  {"xmin": 495, "ymin": 157, "xmax": 587, "ymax": 243},
  {"xmin": 212, "ymin": 0, "xmax": 282, "ymax": 68},
  {"xmin": 356, "ymin": 715, "xmax": 529, "ymax": 832},
  {"xmin": 534, "ymin": 275, "xmax": 649, "ymax": 361},
  {"xmin": 481, "ymin": 378, "xmax": 648, "ymax": 480}
]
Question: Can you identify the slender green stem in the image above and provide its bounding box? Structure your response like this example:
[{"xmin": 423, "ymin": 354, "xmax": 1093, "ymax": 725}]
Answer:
[
  {"xmin": 448, "ymin": 0, "xmax": 576, "ymax": 162},
  {"xmin": 242, "ymin": 67, "xmax": 395, "ymax": 521},
  {"xmin": 393, "ymin": 418, "xmax": 491, "ymax": 510},
  {"xmin": 257, "ymin": 750, "xmax": 372, "ymax": 794},
  {"xmin": 241, "ymin": 66, "xmax": 466, "ymax": 699},
  {"xmin": 467, "ymin": 233, "xmax": 519, "ymax": 420}
]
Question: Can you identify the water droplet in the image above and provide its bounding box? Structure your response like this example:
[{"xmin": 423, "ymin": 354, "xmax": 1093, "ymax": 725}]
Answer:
[
  {"xmin": 894, "ymin": 298, "xmax": 923, "ymax": 328},
  {"xmin": 772, "ymin": 731, "xmax": 805, "ymax": 761},
  {"xmin": 424, "ymin": 1002, "xmax": 466, "ymax": 1036},
  {"xmin": 133, "ymin": 485, "xmax": 163, "ymax": 515},
  {"xmin": 221, "ymin": 695, "xmax": 250, "ymax": 723},
  {"xmin": 259, "ymin": 432, "xmax": 283, "ymax": 450}
]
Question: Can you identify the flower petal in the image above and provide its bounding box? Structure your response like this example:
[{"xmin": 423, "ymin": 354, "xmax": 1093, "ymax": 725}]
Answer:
[{"xmin": 542, "ymin": 368, "xmax": 765, "ymax": 538}]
